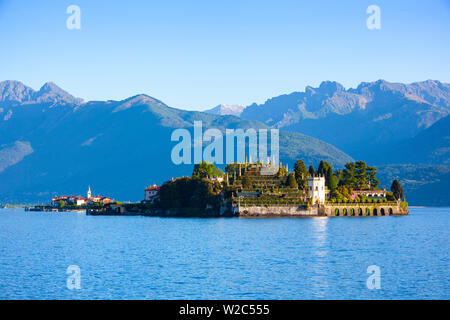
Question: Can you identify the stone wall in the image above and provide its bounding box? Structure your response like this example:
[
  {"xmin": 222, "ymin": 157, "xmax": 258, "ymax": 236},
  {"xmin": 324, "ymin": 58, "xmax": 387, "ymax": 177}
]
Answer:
[
  {"xmin": 323, "ymin": 203, "xmax": 408, "ymax": 217},
  {"xmin": 237, "ymin": 205, "xmax": 320, "ymax": 217},
  {"xmin": 235, "ymin": 203, "xmax": 409, "ymax": 217}
]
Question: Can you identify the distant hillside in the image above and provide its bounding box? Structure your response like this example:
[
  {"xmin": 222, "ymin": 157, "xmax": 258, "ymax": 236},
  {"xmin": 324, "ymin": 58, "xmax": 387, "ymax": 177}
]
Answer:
[
  {"xmin": 377, "ymin": 164, "xmax": 450, "ymax": 206},
  {"xmin": 377, "ymin": 114, "xmax": 450, "ymax": 165},
  {"xmin": 0, "ymin": 81, "xmax": 352, "ymax": 203},
  {"xmin": 240, "ymin": 80, "xmax": 450, "ymax": 160}
]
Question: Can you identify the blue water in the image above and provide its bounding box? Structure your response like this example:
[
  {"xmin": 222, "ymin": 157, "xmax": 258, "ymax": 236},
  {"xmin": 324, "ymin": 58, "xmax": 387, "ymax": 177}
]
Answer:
[{"xmin": 0, "ymin": 207, "xmax": 448, "ymax": 300}]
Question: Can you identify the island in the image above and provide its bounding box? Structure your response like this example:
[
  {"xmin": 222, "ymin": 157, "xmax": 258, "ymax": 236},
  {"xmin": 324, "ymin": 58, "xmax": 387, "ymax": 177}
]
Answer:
[{"xmin": 87, "ymin": 159, "xmax": 409, "ymax": 218}]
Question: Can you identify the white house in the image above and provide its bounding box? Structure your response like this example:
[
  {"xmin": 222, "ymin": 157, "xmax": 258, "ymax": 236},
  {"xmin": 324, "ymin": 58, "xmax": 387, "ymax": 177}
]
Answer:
[
  {"xmin": 76, "ymin": 198, "xmax": 86, "ymax": 206},
  {"xmin": 307, "ymin": 176, "xmax": 326, "ymax": 205},
  {"xmin": 145, "ymin": 185, "xmax": 160, "ymax": 202}
]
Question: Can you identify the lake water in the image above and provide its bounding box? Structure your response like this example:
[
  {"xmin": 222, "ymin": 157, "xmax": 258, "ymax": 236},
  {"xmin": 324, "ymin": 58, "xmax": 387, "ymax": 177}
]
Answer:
[{"xmin": 0, "ymin": 207, "xmax": 448, "ymax": 300}]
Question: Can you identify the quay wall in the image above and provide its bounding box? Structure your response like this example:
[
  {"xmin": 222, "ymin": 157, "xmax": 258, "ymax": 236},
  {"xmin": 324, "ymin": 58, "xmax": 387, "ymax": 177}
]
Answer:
[
  {"xmin": 235, "ymin": 203, "xmax": 408, "ymax": 217},
  {"xmin": 323, "ymin": 203, "xmax": 408, "ymax": 217},
  {"xmin": 237, "ymin": 205, "xmax": 320, "ymax": 217}
]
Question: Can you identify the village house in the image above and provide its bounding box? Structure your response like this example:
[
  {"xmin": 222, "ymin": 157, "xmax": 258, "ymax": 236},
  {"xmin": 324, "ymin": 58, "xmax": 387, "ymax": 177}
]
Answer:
[{"xmin": 144, "ymin": 184, "xmax": 160, "ymax": 203}]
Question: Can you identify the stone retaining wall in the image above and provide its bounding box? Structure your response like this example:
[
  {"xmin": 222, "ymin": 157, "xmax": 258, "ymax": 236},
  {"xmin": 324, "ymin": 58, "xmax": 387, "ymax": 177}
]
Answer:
[{"xmin": 236, "ymin": 203, "xmax": 408, "ymax": 217}]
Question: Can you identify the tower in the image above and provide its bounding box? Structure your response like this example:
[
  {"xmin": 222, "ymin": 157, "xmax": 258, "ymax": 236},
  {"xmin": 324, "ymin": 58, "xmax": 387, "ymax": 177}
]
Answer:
[
  {"xmin": 87, "ymin": 186, "xmax": 92, "ymax": 199},
  {"xmin": 307, "ymin": 176, "xmax": 325, "ymax": 205}
]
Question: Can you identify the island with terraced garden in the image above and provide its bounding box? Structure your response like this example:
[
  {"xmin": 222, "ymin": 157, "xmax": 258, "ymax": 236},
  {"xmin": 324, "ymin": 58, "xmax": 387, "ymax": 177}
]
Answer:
[{"xmin": 87, "ymin": 159, "xmax": 409, "ymax": 218}]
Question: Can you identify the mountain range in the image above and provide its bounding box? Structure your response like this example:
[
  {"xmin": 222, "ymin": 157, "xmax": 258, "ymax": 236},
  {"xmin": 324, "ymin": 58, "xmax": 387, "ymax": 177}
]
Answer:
[
  {"xmin": 240, "ymin": 80, "xmax": 450, "ymax": 160},
  {"xmin": 0, "ymin": 81, "xmax": 352, "ymax": 203},
  {"xmin": 0, "ymin": 79, "xmax": 449, "ymax": 205}
]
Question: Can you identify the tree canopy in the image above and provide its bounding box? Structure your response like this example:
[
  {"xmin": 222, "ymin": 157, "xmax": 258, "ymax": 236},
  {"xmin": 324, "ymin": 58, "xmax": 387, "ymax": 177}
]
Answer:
[
  {"xmin": 294, "ymin": 160, "xmax": 308, "ymax": 189},
  {"xmin": 339, "ymin": 161, "xmax": 380, "ymax": 190},
  {"xmin": 287, "ymin": 173, "xmax": 298, "ymax": 188},
  {"xmin": 391, "ymin": 180, "xmax": 404, "ymax": 200},
  {"xmin": 308, "ymin": 165, "xmax": 315, "ymax": 177},
  {"xmin": 192, "ymin": 161, "xmax": 224, "ymax": 179}
]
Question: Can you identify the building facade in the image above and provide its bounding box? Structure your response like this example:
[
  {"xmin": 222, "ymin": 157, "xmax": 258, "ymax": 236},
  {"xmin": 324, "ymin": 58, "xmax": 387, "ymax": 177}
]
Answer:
[
  {"xmin": 307, "ymin": 176, "xmax": 326, "ymax": 205},
  {"xmin": 353, "ymin": 189, "xmax": 387, "ymax": 199},
  {"xmin": 145, "ymin": 185, "xmax": 160, "ymax": 202}
]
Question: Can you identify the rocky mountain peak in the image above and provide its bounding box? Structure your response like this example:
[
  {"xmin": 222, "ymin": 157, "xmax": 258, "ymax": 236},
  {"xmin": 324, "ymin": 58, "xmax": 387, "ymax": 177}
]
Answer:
[
  {"xmin": 205, "ymin": 104, "xmax": 245, "ymax": 117},
  {"xmin": 0, "ymin": 80, "xmax": 35, "ymax": 104},
  {"xmin": 0, "ymin": 80, "xmax": 83, "ymax": 105}
]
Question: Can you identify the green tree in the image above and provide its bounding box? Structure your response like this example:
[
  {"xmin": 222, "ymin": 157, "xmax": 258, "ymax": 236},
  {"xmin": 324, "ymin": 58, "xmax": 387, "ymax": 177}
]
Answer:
[
  {"xmin": 326, "ymin": 166, "xmax": 338, "ymax": 191},
  {"xmin": 294, "ymin": 160, "xmax": 308, "ymax": 189},
  {"xmin": 341, "ymin": 162, "xmax": 357, "ymax": 188},
  {"xmin": 331, "ymin": 185, "xmax": 352, "ymax": 202},
  {"xmin": 355, "ymin": 161, "xmax": 368, "ymax": 189},
  {"xmin": 242, "ymin": 175, "xmax": 252, "ymax": 188},
  {"xmin": 277, "ymin": 166, "xmax": 288, "ymax": 177},
  {"xmin": 157, "ymin": 177, "xmax": 222, "ymax": 212},
  {"xmin": 225, "ymin": 163, "xmax": 242, "ymax": 176},
  {"xmin": 317, "ymin": 161, "xmax": 332, "ymax": 177},
  {"xmin": 308, "ymin": 165, "xmax": 315, "ymax": 177},
  {"xmin": 391, "ymin": 180, "xmax": 404, "ymax": 200},
  {"xmin": 367, "ymin": 166, "xmax": 380, "ymax": 189},
  {"xmin": 58, "ymin": 200, "xmax": 65, "ymax": 208},
  {"xmin": 193, "ymin": 161, "xmax": 223, "ymax": 179},
  {"xmin": 287, "ymin": 174, "xmax": 298, "ymax": 188}
]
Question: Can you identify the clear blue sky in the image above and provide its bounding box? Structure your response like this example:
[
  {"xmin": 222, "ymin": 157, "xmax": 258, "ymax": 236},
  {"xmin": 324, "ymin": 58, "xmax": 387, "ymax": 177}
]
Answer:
[{"xmin": 1, "ymin": 0, "xmax": 449, "ymax": 110}]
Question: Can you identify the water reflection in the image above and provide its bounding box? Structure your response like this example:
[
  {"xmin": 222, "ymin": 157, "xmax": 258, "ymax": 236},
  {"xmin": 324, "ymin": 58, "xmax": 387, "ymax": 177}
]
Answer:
[{"xmin": 310, "ymin": 218, "xmax": 329, "ymax": 297}]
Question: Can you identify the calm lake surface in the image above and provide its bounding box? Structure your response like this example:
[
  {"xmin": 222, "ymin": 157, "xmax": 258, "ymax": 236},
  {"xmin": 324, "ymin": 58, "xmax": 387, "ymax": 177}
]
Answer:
[{"xmin": 0, "ymin": 207, "xmax": 448, "ymax": 300}]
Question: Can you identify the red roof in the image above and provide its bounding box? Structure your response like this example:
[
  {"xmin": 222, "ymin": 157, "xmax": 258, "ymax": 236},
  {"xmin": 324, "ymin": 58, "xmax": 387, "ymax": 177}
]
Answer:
[{"xmin": 145, "ymin": 185, "xmax": 160, "ymax": 191}]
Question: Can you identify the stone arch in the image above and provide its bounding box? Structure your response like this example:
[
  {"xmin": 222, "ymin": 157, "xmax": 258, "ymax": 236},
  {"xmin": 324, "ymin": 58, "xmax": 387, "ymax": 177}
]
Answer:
[
  {"xmin": 335, "ymin": 208, "xmax": 340, "ymax": 216},
  {"xmin": 350, "ymin": 208, "xmax": 355, "ymax": 216},
  {"xmin": 358, "ymin": 208, "xmax": 363, "ymax": 216},
  {"xmin": 389, "ymin": 208, "xmax": 393, "ymax": 216},
  {"xmin": 380, "ymin": 208, "xmax": 386, "ymax": 216},
  {"xmin": 373, "ymin": 208, "xmax": 378, "ymax": 216},
  {"xmin": 343, "ymin": 208, "xmax": 348, "ymax": 216},
  {"xmin": 366, "ymin": 208, "xmax": 370, "ymax": 216}
]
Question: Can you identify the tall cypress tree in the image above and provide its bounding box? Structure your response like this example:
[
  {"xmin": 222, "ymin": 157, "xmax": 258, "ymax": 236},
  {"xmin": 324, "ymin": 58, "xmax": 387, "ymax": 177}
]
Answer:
[
  {"xmin": 391, "ymin": 180, "xmax": 404, "ymax": 200},
  {"xmin": 287, "ymin": 174, "xmax": 298, "ymax": 189},
  {"xmin": 317, "ymin": 161, "xmax": 325, "ymax": 176},
  {"xmin": 294, "ymin": 160, "xmax": 308, "ymax": 189},
  {"xmin": 326, "ymin": 166, "xmax": 338, "ymax": 191},
  {"xmin": 309, "ymin": 165, "xmax": 315, "ymax": 177}
]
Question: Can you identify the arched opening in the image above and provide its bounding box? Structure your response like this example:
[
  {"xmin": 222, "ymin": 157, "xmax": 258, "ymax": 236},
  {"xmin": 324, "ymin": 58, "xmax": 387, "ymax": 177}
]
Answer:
[
  {"xmin": 373, "ymin": 208, "xmax": 378, "ymax": 216},
  {"xmin": 343, "ymin": 208, "xmax": 348, "ymax": 216},
  {"xmin": 335, "ymin": 208, "xmax": 340, "ymax": 216},
  {"xmin": 366, "ymin": 208, "xmax": 370, "ymax": 216},
  {"xmin": 358, "ymin": 208, "xmax": 363, "ymax": 216},
  {"xmin": 389, "ymin": 208, "xmax": 393, "ymax": 216},
  {"xmin": 380, "ymin": 208, "xmax": 385, "ymax": 216},
  {"xmin": 350, "ymin": 208, "xmax": 355, "ymax": 216}
]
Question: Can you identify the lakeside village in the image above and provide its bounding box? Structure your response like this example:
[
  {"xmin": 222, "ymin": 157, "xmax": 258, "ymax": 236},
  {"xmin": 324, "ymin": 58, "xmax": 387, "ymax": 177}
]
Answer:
[
  {"xmin": 81, "ymin": 158, "xmax": 408, "ymax": 218},
  {"xmin": 26, "ymin": 186, "xmax": 114, "ymax": 212}
]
